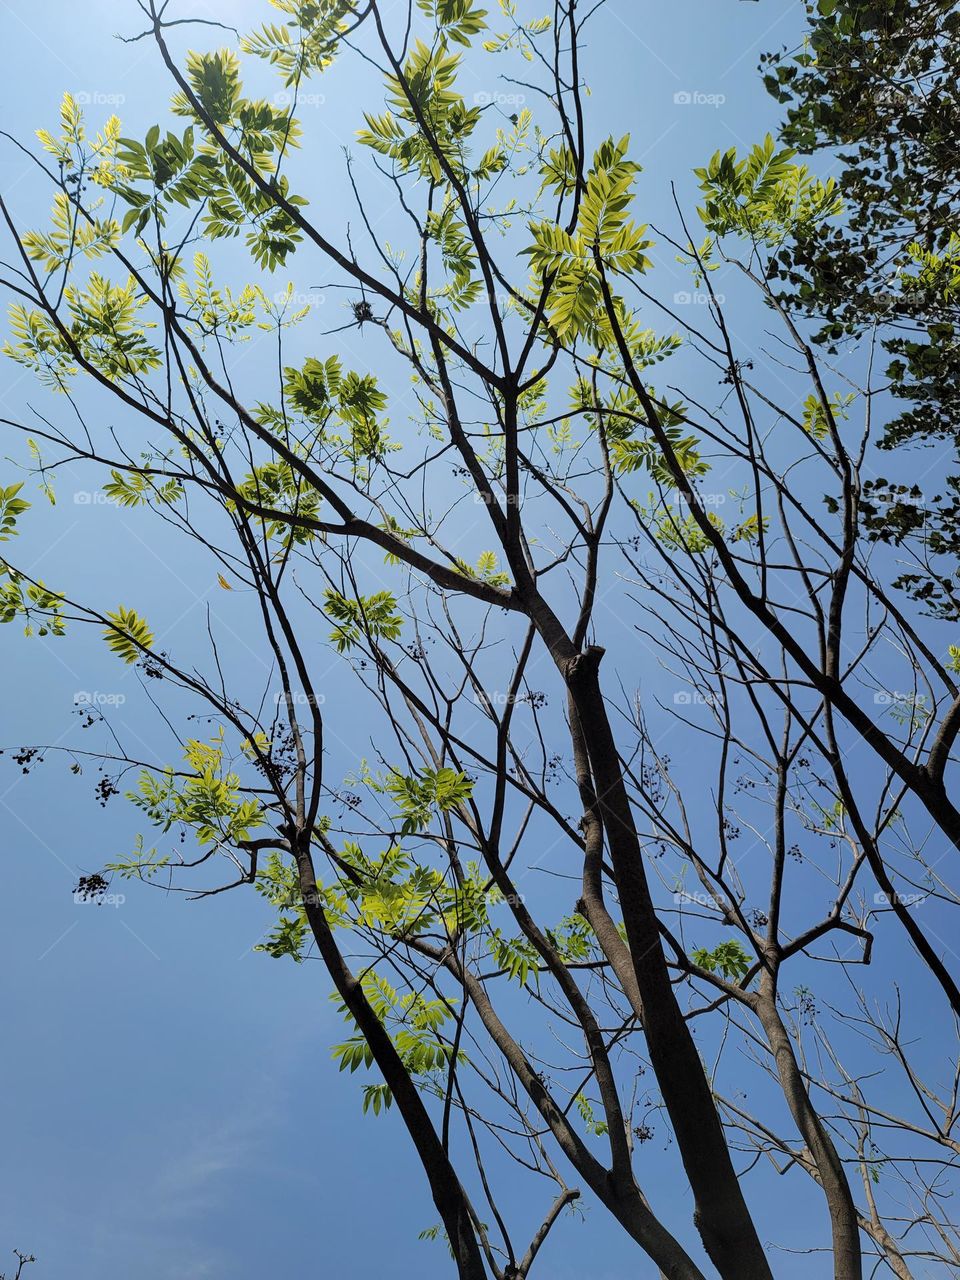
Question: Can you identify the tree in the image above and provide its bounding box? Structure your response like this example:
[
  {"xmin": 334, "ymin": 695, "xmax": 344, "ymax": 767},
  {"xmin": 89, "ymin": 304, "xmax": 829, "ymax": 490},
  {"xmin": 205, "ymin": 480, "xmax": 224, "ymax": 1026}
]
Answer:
[
  {"xmin": 762, "ymin": 0, "xmax": 960, "ymax": 612},
  {"xmin": 1, "ymin": 1252, "xmax": 36, "ymax": 1280},
  {"xmin": 2, "ymin": 2, "xmax": 959, "ymax": 1276}
]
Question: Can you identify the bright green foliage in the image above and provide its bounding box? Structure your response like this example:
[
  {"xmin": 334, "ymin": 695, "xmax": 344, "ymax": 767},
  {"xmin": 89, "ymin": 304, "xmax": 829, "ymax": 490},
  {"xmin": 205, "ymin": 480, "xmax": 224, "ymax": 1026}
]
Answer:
[
  {"xmin": 652, "ymin": 505, "xmax": 722, "ymax": 553},
  {"xmin": 201, "ymin": 164, "xmax": 307, "ymax": 272},
  {"xmin": 113, "ymin": 125, "xmax": 220, "ymax": 235},
  {"xmin": 900, "ymin": 232, "xmax": 960, "ymax": 304},
  {"xmin": 109, "ymin": 48, "xmax": 309, "ymax": 268},
  {"xmin": 801, "ymin": 391, "xmax": 856, "ymax": 440},
  {"xmin": 241, "ymin": 0, "xmax": 356, "ymax": 83},
  {"xmin": 566, "ymin": 330, "xmax": 693, "ymax": 481},
  {"xmin": 379, "ymin": 515, "xmax": 424, "ymax": 566},
  {"xmin": 351, "ymin": 844, "xmax": 449, "ymax": 935},
  {"xmin": 359, "ymin": 39, "xmax": 481, "ymax": 180},
  {"xmin": 630, "ymin": 497, "xmax": 767, "ymax": 552},
  {"xmin": 66, "ymin": 274, "xmax": 162, "ymax": 380},
  {"xmin": 35, "ymin": 91, "xmax": 86, "ymax": 162},
  {"xmin": 104, "ymin": 833, "xmax": 170, "ymax": 883},
  {"xmin": 539, "ymin": 144, "xmax": 578, "ymax": 198},
  {"xmin": 361, "ymin": 1083, "xmax": 393, "ymax": 1116},
  {"xmin": 254, "ymin": 850, "xmax": 312, "ymax": 961},
  {"xmin": 525, "ymin": 136, "xmax": 652, "ymax": 341},
  {"xmin": 575, "ymin": 1092, "xmax": 610, "ymax": 1137},
  {"xmin": 419, "ymin": 205, "xmax": 481, "ymax": 313},
  {"xmin": 348, "ymin": 849, "xmax": 490, "ymax": 938},
  {"xmin": 546, "ymin": 913, "xmax": 595, "ymax": 963},
  {"xmin": 696, "ymin": 135, "xmax": 842, "ymax": 246},
  {"xmin": 488, "ymin": 928, "xmax": 539, "ymax": 988},
  {"xmin": 178, "ymin": 253, "xmax": 263, "ymax": 337},
  {"xmin": 691, "ymin": 940, "xmax": 752, "ymax": 981},
  {"xmin": 418, "ymin": 0, "xmax": 489, "ymax": 48},
  {"xmin": 282, "ymin": 357, "xmax": 396, "ymax": 472},
  {"xmin": 102, "ymin": 607, "xmax": 154, "ymax": 663},
  {"xmin": 454, "ymin": 550, "xmax": 511, "ymax": 587},
  {"xmin": 33, "ymin": 99, "xmax": 127, "ymax": 190},
  {"xmin": 173, "ymin": 49, "xmax": 243, "ymax": 127},
  {"xmin": 259, "ymin": 910, "xmax": 312, "ymax": 963},
  {"xmin": 101, "ymin": 470, "xmax": 182, "ymax": 509},
  {"xmin": 611, "ymin": 427, "xmax": 706, "ymax": 483},
  {"xmin": 232, "ymin": 460, "xmax": 323, "ymax": 545},
  {"xmin": 624, "ymin": 498, "xmax": 707, "ymax": 552},
  {"xmin": 586, "ymin": 384, "xmax": 704, "ymax": 482},
  {"xmin": 376, "ymin": 851, "xmax": 486, "ymax": 935},
  {"xmin": 886, "ymin": 692, "xmax": 931, "ymax": 731},
  {"xmin": 730, "ymin": 513, "xmax": 768, "ymax": 545},
  {"xmin": 0, "ymin": 484, "xmax": 30, "ymax": 542},
  {"xmin": 21, "ymin": 193, "xmax": 120, "ymax": 274},
  {"xmin": 170, "ymin": 47, "xmax": 303, "ymax": 171},
  {"xmin": 283, "ymin": 354, "xmax": 344, "ymax": 421},
  {"xmin": 473, "ymin": 107, "xmax": 532, "ymax": 187},
  {"xmin": 3, "ymin": 305, "xmax": 75, "ymax": 389},
  {"xmin": 5, "ymin": 273, "xmax": 161, "ymax": 388},
  {"xmin": 326, "ymin": 373, "xmax": 393, "ymax": 467},
  {"xmin": 482, "ymin": 2, "xmax": 551, "ymax": 58},
  {"xmin": 418, "ymin": 1224, "xmax": 446, "ymax": 1247},
  {"xmin": 255, "ymin": 844, "xmax": 498, "ymax": 963},
  {"xmin": 324, "ymin": 590, "xmax": 404, "ymax": 652},
  {"xmin": 814, "ymin": 798, "xmax": 846, "ymax": 833},
  {"xmin": 25, "ymin": 439, "xmax": 57, "ymax": 507},
  {"xmin": 0, "ymin": 569, "xmax": 66, "ymax": 637},
  {"xmin": 332, "ymin": 972, "xmax": 463, "ymax": 1109},
  {"xmin": 474, "ymin": 550, "xmax": 508, "ymax": 584},
  {"xmin": 385, "ymin": 766, "xmax": 474, "ymax": 835},
  {"xmin": 440, "ymin": 863, "xmax": 497, "ymax": 935},
  {"xmin": 674, "ymin": 235, "xmax": 721, "ymax": 289},
  {"xmin": 123, "ymin": 733, "xmax": 265, "ymax": 850}
]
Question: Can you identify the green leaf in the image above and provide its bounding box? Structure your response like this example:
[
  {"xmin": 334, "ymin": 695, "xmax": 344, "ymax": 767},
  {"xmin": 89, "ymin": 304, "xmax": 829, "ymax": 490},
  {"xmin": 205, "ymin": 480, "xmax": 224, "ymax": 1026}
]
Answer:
[
  {"xmin": 324, "ymin": 590, "xmax": 403, "ymax": 652},
  {"xmin": 691, "ymin": 939, "xmax": 752, "ymax": 981},
  {"xmin": 0, "ymin": 483, "xmax": 31, "ymax": 541},
  {"xmin": 103, "ymin": 606, "xmax": 154, "ymax": 663}
]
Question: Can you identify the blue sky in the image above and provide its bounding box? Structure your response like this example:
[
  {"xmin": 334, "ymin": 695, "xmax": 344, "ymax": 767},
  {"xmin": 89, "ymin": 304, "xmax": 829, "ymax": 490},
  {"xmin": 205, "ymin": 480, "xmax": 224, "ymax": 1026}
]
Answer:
[{"xmin": 0, "ymin": 1, "xmax": 917, "ymax": 1277}]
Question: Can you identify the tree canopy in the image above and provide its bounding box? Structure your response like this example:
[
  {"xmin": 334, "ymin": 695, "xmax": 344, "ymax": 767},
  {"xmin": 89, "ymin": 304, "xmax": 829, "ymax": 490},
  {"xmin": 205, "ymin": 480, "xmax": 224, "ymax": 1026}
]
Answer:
[{"xmin": 3, "ymin": 2, "xmax": 960, "ymax": 1277}]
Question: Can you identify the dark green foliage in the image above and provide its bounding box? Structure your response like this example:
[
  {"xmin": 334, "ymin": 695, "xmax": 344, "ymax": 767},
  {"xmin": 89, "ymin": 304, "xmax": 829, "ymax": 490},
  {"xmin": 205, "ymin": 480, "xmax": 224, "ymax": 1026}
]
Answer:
[{"xmin": 764, "ymin": 0, "xmax": 960, "ymax": 613}]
